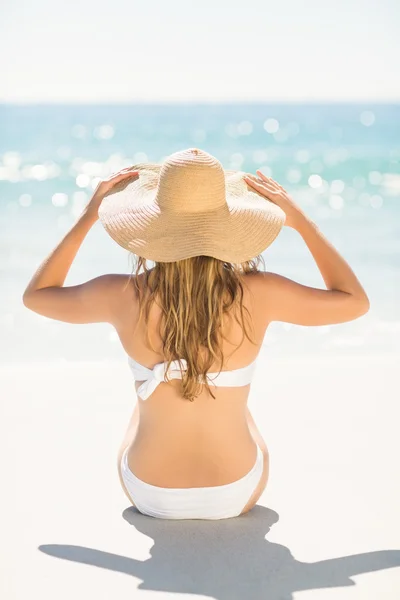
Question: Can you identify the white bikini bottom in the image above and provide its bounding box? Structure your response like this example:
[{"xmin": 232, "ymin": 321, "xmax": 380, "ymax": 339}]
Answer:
[{"xmin": 121, "ymin": 443, "xmax": 264, "ymax": 520}]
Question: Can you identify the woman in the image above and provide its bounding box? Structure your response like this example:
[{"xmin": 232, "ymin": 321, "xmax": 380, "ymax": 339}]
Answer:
[{"xmin": 23, "ymin": 148, "xmax": 369, "ymax": 520}]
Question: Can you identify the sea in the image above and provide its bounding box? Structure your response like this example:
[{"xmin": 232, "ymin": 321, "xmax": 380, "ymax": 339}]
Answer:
[{"xmin": 1, "ymin": 103, "xmax": 399, "ymax": 364}]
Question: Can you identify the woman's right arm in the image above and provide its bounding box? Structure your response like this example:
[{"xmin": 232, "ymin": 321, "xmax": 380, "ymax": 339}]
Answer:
[{"xmin": 244, "ymin": 172, "xmax": 370, "ymax": 326}]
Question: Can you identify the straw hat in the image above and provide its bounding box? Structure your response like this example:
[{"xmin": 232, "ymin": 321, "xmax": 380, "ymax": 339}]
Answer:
[{"xmin": 98, "ymin": 148, "xmax": 286, "ymax": 263}]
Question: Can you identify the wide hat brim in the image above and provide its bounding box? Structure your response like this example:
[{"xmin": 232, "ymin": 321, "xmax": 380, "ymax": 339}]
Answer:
[{"xmin": 98, "ymin": 163, "xmax": 286, "ymax": 263}]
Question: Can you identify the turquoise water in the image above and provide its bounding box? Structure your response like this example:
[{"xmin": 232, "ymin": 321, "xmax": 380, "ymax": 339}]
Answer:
[{"xmin": 1, "ymin": 103, "xmax": 399, "ymax": 363}]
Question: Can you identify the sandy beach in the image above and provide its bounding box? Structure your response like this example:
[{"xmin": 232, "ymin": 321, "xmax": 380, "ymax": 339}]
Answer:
[{"xmin": 1, "ymin": 352, "xmax": 399, "ymax": 599}]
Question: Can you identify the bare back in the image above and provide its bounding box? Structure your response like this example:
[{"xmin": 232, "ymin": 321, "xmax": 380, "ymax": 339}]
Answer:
[
  {"xmin": 21, "ymin": 163, "xmax": 369, "ymax": 513},
  {"xmin": 115, "ymin": 270, "xmax": 270, "ymax": 489}
]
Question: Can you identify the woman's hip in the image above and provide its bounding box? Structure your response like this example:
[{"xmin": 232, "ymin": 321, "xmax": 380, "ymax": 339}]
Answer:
[{"xmin": 119, "ymin": 441, "xmax": 268, "ymax": 519}]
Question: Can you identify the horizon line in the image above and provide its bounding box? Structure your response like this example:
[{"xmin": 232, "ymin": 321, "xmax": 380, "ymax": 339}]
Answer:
[{"xmin": 1, "ymin": 99, "xmax": 400, "ymax": 106}]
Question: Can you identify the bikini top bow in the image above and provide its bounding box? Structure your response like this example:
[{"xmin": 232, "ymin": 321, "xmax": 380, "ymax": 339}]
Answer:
[{"xmin": 135, "ymin": 359, "xmax": 189, "ymax": 400}]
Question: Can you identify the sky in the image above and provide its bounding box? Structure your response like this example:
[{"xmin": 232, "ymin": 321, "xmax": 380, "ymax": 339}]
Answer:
[{"xmin": 1, "ymin": 0, "xmax": 399, "ymax": 103}]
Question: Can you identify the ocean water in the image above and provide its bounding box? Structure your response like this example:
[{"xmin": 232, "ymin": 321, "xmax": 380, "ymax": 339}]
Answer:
[{"xmin": 1, "ymin": 103, "xmax": 399, "ymax": 364}]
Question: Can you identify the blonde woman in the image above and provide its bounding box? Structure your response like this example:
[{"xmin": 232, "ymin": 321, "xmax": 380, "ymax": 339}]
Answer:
[{"xmin": 23, "ymin": 148, "xmax": 369, "ymax": 520}]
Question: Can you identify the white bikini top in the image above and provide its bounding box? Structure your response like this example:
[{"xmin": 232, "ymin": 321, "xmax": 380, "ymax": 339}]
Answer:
[{"xmin": 127, "ymin": 355, "xmax": 258, "ymax": 401}]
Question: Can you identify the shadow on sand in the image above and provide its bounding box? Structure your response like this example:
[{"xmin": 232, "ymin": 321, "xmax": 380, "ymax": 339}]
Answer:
[{"xmin": 39, "ymin": 505, "xmax": 400, "ymax": 599}]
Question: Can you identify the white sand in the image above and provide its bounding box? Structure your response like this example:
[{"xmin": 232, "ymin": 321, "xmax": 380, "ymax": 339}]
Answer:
[{"xmin": 1, "ymin": 353, "xmax": 400, "ymax": 599}]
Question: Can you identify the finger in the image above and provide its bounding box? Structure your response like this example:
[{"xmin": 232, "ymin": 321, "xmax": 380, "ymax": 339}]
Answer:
[
  {"xmin": 256, "ymin": 169, "xmax": 279, "ymax": 185},
  {"xmin": 244, "ymin": 178, "xmax": 279, "ymax": 199},
  {"xmin": 256, "ymin": 170, "xmax": 279, "ymax": 188},
  {"xmin": 244, "ymin": 174, "xmax": 267, "ymax": 187},
  {"xmin": 255, "ymin": 169, "xmax": 272, "ymax": 182},
  {"xmin": 256, "ymin": 171, "xmax": 286, "ymax": 193},
  {"xmin": 244, "ymin": 175, "xmax": 277, "ymax": 193},
  {"xmin": 107, "ymin": 170, "xmax": 139, "ymax": 181},
  {"xmin": 244, "ymin": 178, "xmax": 266, "ymax": 190},
  {"xmin": 269, "ymin": 177, "xmax": 284, "ymax": 190},
  {"xmin": 114, "ymin": 169, "xmax": 139, "ymax": 177},
  {"xmin": 120, "ymin": 167, "xmax": 140, "ymax": 174}
]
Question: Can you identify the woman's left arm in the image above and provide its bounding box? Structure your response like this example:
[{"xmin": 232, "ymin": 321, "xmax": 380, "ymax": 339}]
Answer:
[{"xmin": 22, "ymin": 167, "xmax": 139, "ymax": 324}]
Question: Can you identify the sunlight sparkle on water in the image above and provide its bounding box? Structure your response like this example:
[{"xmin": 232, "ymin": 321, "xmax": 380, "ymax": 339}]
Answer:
[
  {"xmin": 51, "ymin": 193, "xmax": 68, "ymax": 207},
  {"xmin": 76, "ymin": 174, "xmax": 91, "ymax": 188},
  {"xmin": 94, "ymin": 125, "xmax": 115, "ymax": 140},
  {"xmin": 263, "ymin": 118, "xmax": 279, "ymax": 134},
  {"xmin": 330, "ymin": 179, "xmax": 345, "ymax": 194},
  {"xmin": 19, "ymin": 194, "xmax": 32, "ymax": 207},
  {"xmin": 329, "ymin": 195, "xmax": 344, "ymax": 210},
  {"xmin": 368, "ymin": 171, "xmax": 382, "ymax": 185},
  {"xmin": 360, "ymin": 111, "xmax": 375, "ymax": 127},
  {"xmin": 308, "ymin": 174, "xmax": 322, "ymax": 189},
  {"xmin": 91, "ymin": 177, "xmax": 102, "ymax": 190},
  {"xmin": 381, "ymin": 173, "xmax": 400, "ymax": 195},
  {"xmin": 237, "ymin": 121, "xmax": 253, "ymax": 136},
  {"xmin": 3, "ymin": 152, "xmax": 21, "ymax": 168},
  {"xmin": 0, "ymin": 166, "xmax": 19, "ymax": 181},
  {"xmin": 31, "ymin": 165, "xmax": 48, "ymax": 180},
  {"xmin": 370, "ymin": 195, "xmax": 383, "ymax": 209}
]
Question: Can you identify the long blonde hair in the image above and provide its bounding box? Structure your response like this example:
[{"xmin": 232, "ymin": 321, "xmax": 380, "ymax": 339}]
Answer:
[{"xmin": 128, "ymin": 254, "xmax": 265, "ymax": 402}]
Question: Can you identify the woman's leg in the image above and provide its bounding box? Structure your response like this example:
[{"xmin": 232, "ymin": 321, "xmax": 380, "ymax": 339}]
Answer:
[
  {"xmin": 238, "ymin": 407, "xmax": 270, "ymax": 515},
  {"xmin": 117, "ymin": 401, "xmax": 140, "ymax": 507}
]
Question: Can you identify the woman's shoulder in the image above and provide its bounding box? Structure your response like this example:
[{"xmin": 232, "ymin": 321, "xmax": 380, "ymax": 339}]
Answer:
[
  {"xmin": 100, "ymin": 273, "xmax": 139, "ymax": 307},
  {"xmin": 239, "ymin": 269, "xmax": 272, "ymax": 292},
  {"xmin": 102, "ymin": 273, "xmax": 136, "ymax": 291}
]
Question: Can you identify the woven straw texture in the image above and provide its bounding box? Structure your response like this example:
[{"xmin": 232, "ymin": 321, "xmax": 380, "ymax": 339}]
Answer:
[{"xmin": 98, "ymin": 148, "xmax": 286, "ymax": 263}]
